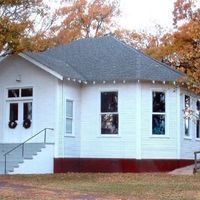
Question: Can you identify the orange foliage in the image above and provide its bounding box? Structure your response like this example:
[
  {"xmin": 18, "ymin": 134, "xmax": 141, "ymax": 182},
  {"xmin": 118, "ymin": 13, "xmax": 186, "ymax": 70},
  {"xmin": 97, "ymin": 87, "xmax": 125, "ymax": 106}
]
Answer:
[
  {"xmin": 0, "ymin": 0, "xmax": 56, "ymax": 55},
  {"xmin": 54, "ymin": 0, "xmax": 120, "ymax": 44},
  {"xmin": 114, "ymin": 0, "xmax": 200, "ymax": 94},
  {"xmin": 121, "ymin": 0, "xmax": 200, "ymax": 95}
]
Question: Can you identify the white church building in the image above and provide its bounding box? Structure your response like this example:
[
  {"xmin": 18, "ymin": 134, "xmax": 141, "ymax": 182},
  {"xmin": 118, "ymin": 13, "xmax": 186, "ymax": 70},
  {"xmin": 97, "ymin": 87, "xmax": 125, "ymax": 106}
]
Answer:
[{"xmin": 0, "ymin": 36, "xmax": 199, "ymax": 174}]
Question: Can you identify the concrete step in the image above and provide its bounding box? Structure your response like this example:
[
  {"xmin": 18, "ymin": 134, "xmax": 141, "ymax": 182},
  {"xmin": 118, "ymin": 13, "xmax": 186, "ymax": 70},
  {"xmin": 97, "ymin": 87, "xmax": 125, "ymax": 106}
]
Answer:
[
  {"xmin": 168, "ymin": 164, "xmax": 194, "ymax": 175},
  {"xmin": 0, "ymin": 143, "xmax": 45, "ymax": 150},
  {"xmin": 0, "ymin": 143, "xmax": 46, "ymax": 174}
]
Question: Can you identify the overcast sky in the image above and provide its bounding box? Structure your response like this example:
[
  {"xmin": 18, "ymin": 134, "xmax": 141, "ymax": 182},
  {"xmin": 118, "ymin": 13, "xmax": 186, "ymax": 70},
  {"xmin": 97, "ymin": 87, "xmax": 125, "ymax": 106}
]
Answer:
[
  {"xmin": 49, "ymin": 0, "xmax": 176, "ymax": 33},
  {"xmin": 118, "ymin": 0, "xmax": 176, "ymax": 32}
]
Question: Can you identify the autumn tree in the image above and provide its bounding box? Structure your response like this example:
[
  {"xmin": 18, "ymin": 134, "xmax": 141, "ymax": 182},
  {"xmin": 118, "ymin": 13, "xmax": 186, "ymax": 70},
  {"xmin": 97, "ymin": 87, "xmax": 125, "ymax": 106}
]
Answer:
[
  {"xmin": 173, "ymin": 0, "xmax": 197, "ymax": 26},
  {"xmin": 114, "ymin": 28, "xmax": 149, "ymax": 50},
  {"xmin": 54, "ymin": 0, "xmax": 120, "ymax": 44},
  {"xmin": 160, "ymin": 0, "xmax": 200, "ymax": 94},
  {"xmin": 130, "ymin": 0, "xmax": 200, "ymax": 94},
  {"xmin": 0, "ymin": 0, "xmax": 56, "ymax": 56}
]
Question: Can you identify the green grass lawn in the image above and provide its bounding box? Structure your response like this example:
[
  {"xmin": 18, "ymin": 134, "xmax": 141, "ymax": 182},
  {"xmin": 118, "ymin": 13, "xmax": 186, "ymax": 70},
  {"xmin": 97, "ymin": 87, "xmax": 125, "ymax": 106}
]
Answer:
[{"xmin": 0, "ymin": 173, "xmax": 200, "ymax": 199}]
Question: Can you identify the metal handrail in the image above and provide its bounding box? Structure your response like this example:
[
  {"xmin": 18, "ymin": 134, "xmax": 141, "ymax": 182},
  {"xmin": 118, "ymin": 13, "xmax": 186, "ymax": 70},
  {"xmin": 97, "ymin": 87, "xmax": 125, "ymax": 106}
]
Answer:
[
  {"xmin": 3, "ymin": 128, "xmax": 54, "ymax": 174},
  {"xmin": 194, "ymin": 151, "xmax": 200, "ymax": 174}
]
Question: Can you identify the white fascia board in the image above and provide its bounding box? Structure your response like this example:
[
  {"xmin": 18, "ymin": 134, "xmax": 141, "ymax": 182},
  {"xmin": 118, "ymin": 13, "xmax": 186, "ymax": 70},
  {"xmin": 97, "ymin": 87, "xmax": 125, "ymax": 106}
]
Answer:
[
  {"xmin": 19, "ymin": 53, "xmax": 63, "ymax": 80},
  {"xmin": 0, "ymin": 55, "xmax": 8, "ymax": 63}
]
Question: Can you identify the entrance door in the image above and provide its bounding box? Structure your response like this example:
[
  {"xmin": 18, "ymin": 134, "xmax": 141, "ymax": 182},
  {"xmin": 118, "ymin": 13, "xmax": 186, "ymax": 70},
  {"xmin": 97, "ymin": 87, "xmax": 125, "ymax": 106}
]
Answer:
[{"xmin": 4, "ymin": 88, "xmax": 33, "ymax": 143}]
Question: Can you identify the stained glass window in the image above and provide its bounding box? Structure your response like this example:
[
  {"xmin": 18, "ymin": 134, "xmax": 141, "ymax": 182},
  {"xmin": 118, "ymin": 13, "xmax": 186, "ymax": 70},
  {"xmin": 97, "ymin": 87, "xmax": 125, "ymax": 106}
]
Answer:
[
  {"xmin": 152, "ymin": 92, "xmax": 165, "ymax": 135},
  {"xmin": 101, "ymin": 92, "xmax": 118, "ymax": 112},
  {"xmin": 101, "ymin": 92, "xmax": 118, "ymax": 134},
  {"xmin": 153, "ymin": 92, "xmax": 165, "ymax": 112}
]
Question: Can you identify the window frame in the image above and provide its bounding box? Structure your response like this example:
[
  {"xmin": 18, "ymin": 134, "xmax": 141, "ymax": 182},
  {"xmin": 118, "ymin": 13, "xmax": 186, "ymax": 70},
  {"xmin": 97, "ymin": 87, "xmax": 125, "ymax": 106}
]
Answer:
[
  {"xmin": 184, "ymin": 95, "xmax": 191, "ymax": 139},
  {"xmin": 100, "ymin": 91, "xmax": 119, "ymax": 136},
  {"xmin": 21, "ymin": 88, "xmax": 33, "ymax": 97},
  {"xmin": 9, "ymin": 103, "xmax": 19, "ymax": 121},
  {"xmin": 23, "ymin": 101, "xmax": 33, "ymax": 121},
  {"xmin": 65, "ymin": 99, "xmax": 74, "ymax": 136},
  {"xmin": 6, "ymin": 87, "xmax": 34, "ymax": 127},
  {"xmin": 7, "ymin": 87, "xmax": 33, "ymax": 100},
  {"xmin": 151, "ymin": 90, "xmax": 167, "ymax": 137},
  {"xmin": 196, "ymin": 99, "xmax": 200, "ymax": 140}
]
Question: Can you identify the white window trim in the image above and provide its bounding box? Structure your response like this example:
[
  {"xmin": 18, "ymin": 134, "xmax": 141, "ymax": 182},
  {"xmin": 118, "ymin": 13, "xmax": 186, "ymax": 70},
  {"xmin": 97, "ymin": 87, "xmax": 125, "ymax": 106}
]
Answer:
[
  {"xmin": 99, "ymin": 91, "xmax": 119, "ymax": 136},
  {"xmin": 6, "ymin": 87, "xmax": 33, "ymax": 101},
  {"xmin": 184, "ymin": 136, "xmax": 192, "ymax": 140},
  {"xmin": 150, "ymin": 90, "xmax": 169, "ymax": 138},
  {"xmin": 65, "ymin": 99, "xmax": 74, "ymax": 136},
  {"xmin": 5, "ymin": 87, "xmax": 34, "ymax": 124}
]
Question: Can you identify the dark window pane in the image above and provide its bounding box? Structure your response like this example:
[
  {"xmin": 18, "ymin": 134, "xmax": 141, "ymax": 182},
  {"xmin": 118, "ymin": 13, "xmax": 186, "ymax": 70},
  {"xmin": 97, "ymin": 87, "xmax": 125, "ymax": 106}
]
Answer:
[
  {"xmin": 197, "ymin": 120, "xmax": 200, "ymax": 138},
  {"xmin": 185, "ymin": 95, "xmax": 190, "ymax": 108},
  {"xmin": 197, "ymin": 100, "xmax": 200, "ymax": 111},
  {"xmin": 185, "ymin": 118, "xmax": 190, "ymax": 136},
  {"xmin": 153, "ymin": 92, "xmax": 165, "ymax": 112},
  {"xmin": 152, "ymin": 114, "xmax": 165, "ymax": 135},
  {"xmin": 23, "ymin": 102, "xmax": 32, "ymax": 120},
  {"xmin": 21, "ymin": 88, "xmax": 33, "ymax": 97},
  {"xmin": 10, "ymin": 103, "xmax": 18, "ymax": 121},
  {"xmin": 196, "ymin": 100, "xmax": 200, "ymax": 138},
  {"xmin": 8, "ymin": 89, "xmax": 19, "ymax": 98},
  {"xmin": 101, "ymin": 92, "xmax": 118, "ymax": 113},
  {"xmin": 101, "ymin": 114, "xmax": 118, "ymax": 134}
]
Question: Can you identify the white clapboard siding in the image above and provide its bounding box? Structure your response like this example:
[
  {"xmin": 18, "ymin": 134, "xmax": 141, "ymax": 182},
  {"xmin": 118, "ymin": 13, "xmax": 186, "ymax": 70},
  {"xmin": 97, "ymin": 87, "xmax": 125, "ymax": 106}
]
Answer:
[
  {"xmin": 79, "ymin": 83, "xmax": 137, "ymax": 158},
  {"xmin": 180, "ymin": 90, "xmax": 200, "ymax": 159},
  {"xmin": 1, "ymin": 55, "xmax": 200, "ymax": 161},
  {"xmin": 0, "ymin": 55, "xmax": 57, "ymax": 144},
  {"xmin": 63, "ymin": 81, "xmax": 81, "ymax": 157}
]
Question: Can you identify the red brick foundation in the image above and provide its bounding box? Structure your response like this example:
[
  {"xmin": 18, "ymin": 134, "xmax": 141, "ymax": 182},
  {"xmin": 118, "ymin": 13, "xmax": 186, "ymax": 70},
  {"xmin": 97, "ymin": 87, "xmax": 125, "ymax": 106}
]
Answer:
[{"xmin": 54, "ymin": 158, "xmax": 194, "ymax": 173}]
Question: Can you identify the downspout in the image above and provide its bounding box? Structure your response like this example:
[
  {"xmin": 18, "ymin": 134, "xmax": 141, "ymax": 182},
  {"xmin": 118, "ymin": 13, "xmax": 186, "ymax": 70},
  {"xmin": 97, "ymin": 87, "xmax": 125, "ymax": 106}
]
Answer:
[
  {"xmin": 177, "ymin": 87, "xmax": 181, "ymax": 159},
  {"xmin": 61, "ymin": 79, "xmax": 64, "ymax": 157}
]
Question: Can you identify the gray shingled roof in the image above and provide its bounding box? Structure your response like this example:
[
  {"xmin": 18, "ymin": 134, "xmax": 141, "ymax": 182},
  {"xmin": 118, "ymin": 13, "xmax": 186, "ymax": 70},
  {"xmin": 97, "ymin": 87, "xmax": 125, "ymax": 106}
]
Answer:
[{"xmin": 25, "ymin": 36, "xmax": 183, "ymax": 82}]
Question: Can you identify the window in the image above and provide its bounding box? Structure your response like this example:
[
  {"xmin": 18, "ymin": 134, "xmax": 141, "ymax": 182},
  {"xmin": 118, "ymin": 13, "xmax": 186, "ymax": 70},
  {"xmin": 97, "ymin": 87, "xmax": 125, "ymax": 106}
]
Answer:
[
  {"xmin": 196, "ymin": 100, "xmax": 200, "ymax": 139},
  {"xmin": 21, "ymin": 88, "xmax": 33, "ymax": 97},
  {"xmin": 7, "ymin": 88, "xmax": 33, "ymax": 128},
  {"xmin": 101, "ymin": 92, "xmax": 118, "ymax": 134},
  {"xmin": 23, "ymin": 102, "xmax": 32, "ymax": 120},
  {"xmin": 184, "ymin": 95, "xmax": 190, "ymax": 137},
  {"xmin": 152, "ymin": 91, "xmax": 165, "ymax": 135},
  {"xmin": 66, "ymin": 100, "xmax": 73, "ymax": 134},
  {"xmin": 8, "ymin": 88, "xmax": 33, "ymax": 98},
  {"xmin": 10, "ymin": 103, "xmax": 18, "ymax": 121},
  {"xmin": 8, "ymin": 89, "xmax": 19, "ymax": 98}
]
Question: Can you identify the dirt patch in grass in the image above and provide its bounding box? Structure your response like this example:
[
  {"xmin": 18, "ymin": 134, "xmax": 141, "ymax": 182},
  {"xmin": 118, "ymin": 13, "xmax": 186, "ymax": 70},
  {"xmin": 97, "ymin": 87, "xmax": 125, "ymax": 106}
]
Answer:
[{"xmin": 0, "ymin": 173, "xmax": 200, "ymax": 199}]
